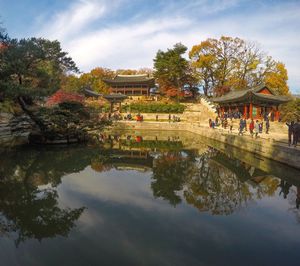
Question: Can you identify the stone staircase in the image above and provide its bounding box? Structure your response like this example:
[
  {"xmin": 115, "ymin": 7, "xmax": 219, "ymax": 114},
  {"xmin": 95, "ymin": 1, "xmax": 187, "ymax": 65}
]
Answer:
[
  {"xmin": 199, "ymin": 97, "xmax": 218, "ymax": 114},
  {"xmin": 181, "ymin": 99, "xmax": 217, "ymax": 122},
  {"xmin": 181, "ymin": 102, "xmax": 216, "ymax": 122}
]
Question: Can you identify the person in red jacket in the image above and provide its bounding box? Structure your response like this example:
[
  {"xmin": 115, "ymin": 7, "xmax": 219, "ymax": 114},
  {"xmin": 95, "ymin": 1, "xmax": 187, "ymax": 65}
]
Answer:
[{"xmin": 249, "ymin": 119, "xmax": 254, "ymax": 136}]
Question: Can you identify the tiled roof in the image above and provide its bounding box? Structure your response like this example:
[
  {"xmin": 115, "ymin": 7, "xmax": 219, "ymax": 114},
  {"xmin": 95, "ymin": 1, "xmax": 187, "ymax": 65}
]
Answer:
[
  {"xmin": 212, "ymin": 85, "xmax": 292, "ymax": 104},
  {"xmin": 212, "ymin": 90, "xmax": 249, "ymax": 103},
  {"xmin": 103, "ymin": 74, "xmax": 155, "ymax": 85},
  {"xmin": 252, "ymin": 92, "xmax": 291, "ymax": 103}
]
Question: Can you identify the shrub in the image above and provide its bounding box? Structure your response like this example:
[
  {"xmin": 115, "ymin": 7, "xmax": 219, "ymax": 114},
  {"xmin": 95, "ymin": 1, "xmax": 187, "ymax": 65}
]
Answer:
[{"xmin": 123, "ymin": 103, "xmax": 185, "ymax": 113}]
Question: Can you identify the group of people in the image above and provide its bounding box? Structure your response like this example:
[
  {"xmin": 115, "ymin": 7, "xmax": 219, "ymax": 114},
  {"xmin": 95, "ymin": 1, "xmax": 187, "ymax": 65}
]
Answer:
[
  {"xmin": 208, "ymin": 116, "xmax": 270, "ymax": 138},
  {"xmin": 286, "ymin": 120, "xmax": 300, "ymax": 147},
  {"xmin": 209, "ymin": 114, "xmax": 300, "ymax": 147},
  {"xmin": 168, "ymin": 114, "xmax": 181, "ymax": 122},
  {"xmin": 221, "ymin": 110, "xmax": 243, "ymax": 120},
  {"xmin": 123, "ymin": 113, "xmax": 144, "ymax": 121},
  {"xmin": 99, "ymin": 112, "xmax": 121, "ymax": 121},
  {"xmin": 247, "ymin": 119, "xmax": 270, "ymax": 138}
]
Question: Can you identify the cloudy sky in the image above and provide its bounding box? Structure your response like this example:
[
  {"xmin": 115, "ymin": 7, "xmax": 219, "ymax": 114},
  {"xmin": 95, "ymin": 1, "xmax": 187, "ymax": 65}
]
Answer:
[{"xmin": 1, "ymin": 0, "xmax": 299, "ymax": 93}]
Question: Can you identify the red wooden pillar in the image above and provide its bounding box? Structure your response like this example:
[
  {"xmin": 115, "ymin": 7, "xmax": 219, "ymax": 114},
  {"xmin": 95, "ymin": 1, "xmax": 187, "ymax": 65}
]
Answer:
[
  {"xmin": 243, "ymin": 104, "xmax": 247, "ymax": 118},
  {"xmin": 275, "ymin": 106, "xmax": 279, "ymax": 121},
  {"xmin": 249, "ymin": 103, "xmax": 253, "ymax": 119}
]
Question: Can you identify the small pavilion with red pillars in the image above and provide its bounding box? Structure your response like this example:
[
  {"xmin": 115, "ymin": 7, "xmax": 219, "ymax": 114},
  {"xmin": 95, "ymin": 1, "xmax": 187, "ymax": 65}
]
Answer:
[{"xmin": 212, "ymin": 85, "xmax": 291, "ymax": 121}]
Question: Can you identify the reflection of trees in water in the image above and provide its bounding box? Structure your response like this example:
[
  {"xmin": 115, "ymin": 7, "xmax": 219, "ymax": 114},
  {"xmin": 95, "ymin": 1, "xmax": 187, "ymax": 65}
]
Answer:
[
  {"xmin": 151, "ymin": 150, "xmax": 198, "ymax": 206},
  {"xmin": 1, "ymin": 139, "xmax": 299, "ymax": 239},
  {"xmin": 0, "ymin": 147, "xmax": 91, "ymax": 245},
  {"xmin": 184, "ymin": 159, "xmax": 253, "ymax": 215},
  {"xmin": 0, "ymin": 146, "xmax": 99, "ymax": 186},
  {"xmin": 151, "ymin": 148, "xmax": 281, "ymax": 215},
  {"xmin": 0, "ymin": 180, "xmax": 84, "ymax": 246}
]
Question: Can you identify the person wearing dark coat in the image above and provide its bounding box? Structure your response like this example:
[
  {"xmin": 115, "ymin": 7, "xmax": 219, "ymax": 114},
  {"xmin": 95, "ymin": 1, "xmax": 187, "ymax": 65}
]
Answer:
[
  {"xmin": 293, "ymin": 120, "xmax": 300, "ymax": 147},
  {"xmin": 238, "ymin": 118, "xmax": 244, "ymax": 136},
  {"xmin": 243, "ymin": 118, "xmax": 247, "ymax": 132},
  {"xmin": 265, "ymin": 118, "xmax": 270, "ymax": 134},
  {"xmin": 286, "ymin": 121, "xmax": 294, "ymax": 146}
]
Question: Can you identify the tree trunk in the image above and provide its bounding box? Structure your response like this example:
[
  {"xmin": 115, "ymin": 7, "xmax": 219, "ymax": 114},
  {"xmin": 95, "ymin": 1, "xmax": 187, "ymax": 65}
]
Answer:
[{"xmin": 17, "ymin": 96, "xmax": 47, "ymax": 132}]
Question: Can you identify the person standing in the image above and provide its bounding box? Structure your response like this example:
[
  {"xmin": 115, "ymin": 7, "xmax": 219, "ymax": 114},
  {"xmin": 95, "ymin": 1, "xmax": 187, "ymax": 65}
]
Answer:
[
  {"xmin": 243, "ymin": 118, "xmax": 247, "ymax": 132},
  {"xmin": 259, "ymin": 122, "xmax": 263, "ymax": 133},
  {"xmin": 229, "ymin": 119, "xmax": 233, "ymax": 133},
  {"xmin": 168, "ymin": 114, "xmax": 171, "ymax": 123},
  {"xmin": 265, "ymin": 118, "xmax": 270, "ymax": 134},
  {"xmin": 254, "ymin": 120, "xmax": 260, "ymax": 138},
  {"xmin": 286, "ymin": 121, "xmax": 294, "ymax": 146},
  {"xmin": 249, "ymin": 119, "xmax": 254, "ymax": 136},
  {"xmin": 156, "ymin": 114, "xmax": 158, "ymax": 121},
  {"xmin": 215, "ymin": 116, "xmax": 219, "ymax": 126},
  {"xmin": 224, "ymin": 118, "xmax": 228, "ymax": 129},
  {"xmin": 238, "ymin": 118, "xmax": 244, "ymax": 136}
]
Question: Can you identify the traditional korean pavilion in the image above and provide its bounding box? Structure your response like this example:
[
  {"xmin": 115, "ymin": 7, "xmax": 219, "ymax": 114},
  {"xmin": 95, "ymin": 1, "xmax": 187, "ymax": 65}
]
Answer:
[
  {"xmin": 212, "ymin": 85, "xmax": 291, "ymax": 121},
  {"xmin": 103, "ymin": 74, "xmax": 155, "ymax": 97},
  {"xmin": 84, "ymin": 88, "xmax": 127, "ymax": 112}
]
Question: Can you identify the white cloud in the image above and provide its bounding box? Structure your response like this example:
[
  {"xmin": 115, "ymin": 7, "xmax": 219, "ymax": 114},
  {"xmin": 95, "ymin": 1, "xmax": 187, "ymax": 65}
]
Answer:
[
  {"xmin": 35, "ymin": 0, "xmax": 300, "ymax": 92},
  {"xmin": 38, "ymin": 0, "xmax": 110, "ymax": 41},
  {"xmin": 66, "ymin": 16, "xmax": 191, "ymax": 70}
]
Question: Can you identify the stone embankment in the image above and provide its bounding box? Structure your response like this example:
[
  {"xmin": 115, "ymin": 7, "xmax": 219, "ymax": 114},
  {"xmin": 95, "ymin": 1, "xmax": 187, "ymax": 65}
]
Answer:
[
  {"xmin": 120, "ymin": 101, "xmax": 217, "ymax": 122},
  {"xmin": 0, "ymin": 112, "xmax": 33, "ymax": 145},
  {"xmin": 113, "ymin": 121, "xmax": 300, "ymax": 169}
]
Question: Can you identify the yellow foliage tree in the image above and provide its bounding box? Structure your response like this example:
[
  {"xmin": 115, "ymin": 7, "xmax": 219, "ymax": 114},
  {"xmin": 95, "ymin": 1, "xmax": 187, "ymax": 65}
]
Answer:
[
  {"xmin": 61, "ymin": 67, "xmax": 115, "ymax": 94},
  {"xmin": 189, "ymin": 36, "xmax": 290, "ymax": 96},
  {"xmin": 264, "ymin": 62, "xmax": 289, "ymax": 95}
]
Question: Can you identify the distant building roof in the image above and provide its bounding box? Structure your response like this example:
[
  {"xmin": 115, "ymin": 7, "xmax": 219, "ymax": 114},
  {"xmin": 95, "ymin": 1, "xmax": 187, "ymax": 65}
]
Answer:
[
  {"xmin": 83, "ymin": 88, "xmax": 127, "ymax": 102},
  {"xmin": 103, "ymin": 74, "xmax": 155, "ymax": 86}
]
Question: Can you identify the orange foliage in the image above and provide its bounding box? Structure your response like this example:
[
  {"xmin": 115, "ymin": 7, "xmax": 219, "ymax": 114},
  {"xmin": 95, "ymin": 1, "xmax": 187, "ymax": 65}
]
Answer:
[{"xmin": 46, "ymin": 90, "xmax": 84, "ymax": 106}]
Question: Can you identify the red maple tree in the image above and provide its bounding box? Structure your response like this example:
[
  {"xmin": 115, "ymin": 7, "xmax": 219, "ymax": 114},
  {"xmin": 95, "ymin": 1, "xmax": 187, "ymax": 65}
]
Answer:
[{"xmin": 46, "ymin": 90, "xmax": 84, "ymax": 106}]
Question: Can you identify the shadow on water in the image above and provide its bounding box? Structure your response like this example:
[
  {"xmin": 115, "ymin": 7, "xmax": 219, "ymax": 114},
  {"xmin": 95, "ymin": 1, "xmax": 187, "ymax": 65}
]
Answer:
[{"xmin": 1, "ymin": 129, "xmax": 300, "ymax": 245}]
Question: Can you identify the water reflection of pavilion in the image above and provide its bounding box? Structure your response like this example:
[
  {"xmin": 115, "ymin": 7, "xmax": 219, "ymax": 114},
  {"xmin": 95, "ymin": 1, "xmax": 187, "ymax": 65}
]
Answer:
[{"xmin": 107, "ymin": 149, "xmax": 153, "ymax": 172}]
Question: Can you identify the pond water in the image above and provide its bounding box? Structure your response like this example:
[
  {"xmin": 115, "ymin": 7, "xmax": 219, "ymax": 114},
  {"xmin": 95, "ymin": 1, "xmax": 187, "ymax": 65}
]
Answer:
[{"xmin": 0, "ymin": 130, "xmax": 300, "ymax": 266}]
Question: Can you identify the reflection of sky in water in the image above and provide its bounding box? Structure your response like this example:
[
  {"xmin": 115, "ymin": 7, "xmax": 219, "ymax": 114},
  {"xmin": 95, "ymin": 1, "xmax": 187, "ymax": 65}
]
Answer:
[
  {"xmin": 6, "ymin": 166, "xmax": 295, "ymax": 266},
  {"xmin": 1, "ymin": 136, "xmax": 300, "ymax": 265}
]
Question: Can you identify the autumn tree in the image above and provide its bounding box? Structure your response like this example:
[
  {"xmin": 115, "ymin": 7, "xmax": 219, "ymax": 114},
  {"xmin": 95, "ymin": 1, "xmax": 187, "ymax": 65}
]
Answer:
[
  {"xmin": 154, "ymin": 43, "xmax": 196, "ymax": 95},
  {"xmin": 189, "ymin": 36, "xmax": 289, "ymax": 96},
  {"xmin": 60, "ymin": 74, "xmax": 81, "ymax": 92},
  {"xmin": 61, "ymin": 67, "xmax": 115, "ymax": 94},
  {"xmin": 264, "ymin": 62, "xmax": 289, "ymax": 95}
]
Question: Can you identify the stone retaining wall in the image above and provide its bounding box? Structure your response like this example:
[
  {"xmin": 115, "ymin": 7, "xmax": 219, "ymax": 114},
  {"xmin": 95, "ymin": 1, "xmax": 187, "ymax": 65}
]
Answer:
[
  {"xmin": 0, "ymin": 112, "xmax": 33, "ymax": 146},
  {"xmin": 113, "ymin": 121, "xmax": 300, "ymax": 169}
]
